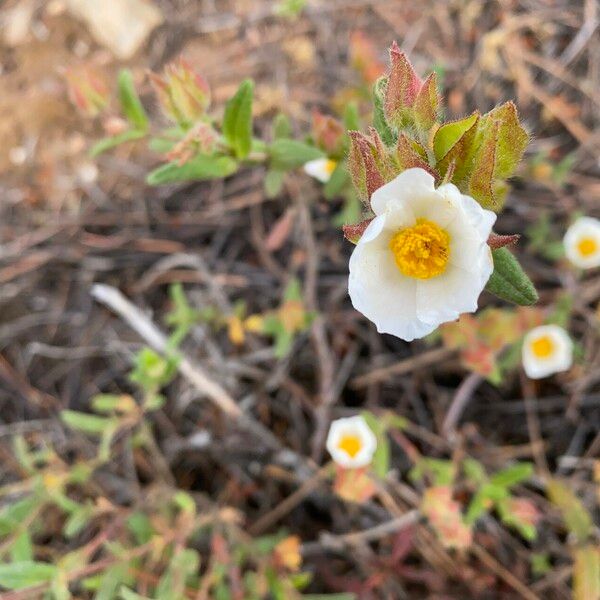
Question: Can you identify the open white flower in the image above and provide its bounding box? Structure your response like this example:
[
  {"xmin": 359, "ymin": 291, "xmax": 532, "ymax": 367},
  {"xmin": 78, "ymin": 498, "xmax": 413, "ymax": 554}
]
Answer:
[
  {"xmin": 326, "ymin": 415, "xmax": 377, "ymax": 469},
  {"xmin": 348, "ymin": 168, "xmax": 496, "ymax": 341},
  {"xmin": 563, "ymin": 216, "xmax": 600, "ymax": 269},
  {"xmin": 522, "ymin": 324, "xmax": 573, "ymax": 379},
  {"xmin": 303, "ymin": 157, "xmax": 337, "ymax": 183}
]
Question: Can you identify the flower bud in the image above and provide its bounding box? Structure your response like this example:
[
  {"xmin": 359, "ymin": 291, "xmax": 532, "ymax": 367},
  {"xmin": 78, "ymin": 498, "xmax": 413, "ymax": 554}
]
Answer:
[
  {"xmin": 383, "ymin": 41, "xmax": 422, "ymax": 128},
  {"xmin": 64, "ymin": 68, "xmax": 109, "ymax": 118},
  {"xmin": 311, "ymin": 110, "xmax": 345, "ymax": 156},
  {"xmin": 150, "ymin": 57, "xmax": 210, "ymax": 125}
]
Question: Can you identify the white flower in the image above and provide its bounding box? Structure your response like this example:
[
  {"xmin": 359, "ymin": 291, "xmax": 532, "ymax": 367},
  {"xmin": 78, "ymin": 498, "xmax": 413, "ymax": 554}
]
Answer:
[
  {"xmin": 348, "ymin": 168, "xmax": 496, "ymax": 341},
  {"xmin": 303, "ymin": 157, "xmax": 337, "ymax": 183},
  {"xmin": 522, "ymin": 324, "xmax": 573, "ymax": 379},
  {"xmin": 326, "ymin": 415, "xmax": 377, "ymax": 469},
  {"xmin": 563, "ymin": 216, "xmax": 600, "ymax": 269}
]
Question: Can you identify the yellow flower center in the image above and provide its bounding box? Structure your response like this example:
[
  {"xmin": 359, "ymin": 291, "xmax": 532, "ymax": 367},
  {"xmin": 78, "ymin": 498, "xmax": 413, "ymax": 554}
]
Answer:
[
  {"xmin": 338, "ymin": 433, "xmax": 362, "ymax": 458},
  {"xmin": 389, "ymin": 218, "xmax": 450, "ymax": 279},
  {"xmin": 577, "ymin": 236, "xmax": 598, "ymax": 257},
  {"xmin": 531, "ymin": 335, "xmax": 554, "ymax": 359},
  {"xmin": 325, "ymin": 159, "xmax": 337, "ymax": 175}
]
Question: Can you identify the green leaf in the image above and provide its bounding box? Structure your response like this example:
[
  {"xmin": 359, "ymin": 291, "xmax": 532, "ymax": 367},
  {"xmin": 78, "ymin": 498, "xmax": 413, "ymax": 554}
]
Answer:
[
  {"xmin": 90, "ymin": 129, "xmax": 147, "ymax": 157},
  {"xmin": 490, "ymin": 462, "xmax": 534, "ymax": 488},
  {"xmin": 272, "ymin": 113, "xmax": 292, "ymax": 140},
  {"xmin": 323, "ymin": 162, "xmax": 349, "ymax": 199},
  {"xmin": 127, "ymin": 512, "xmax": 154, "ymax": 545},
  {"xmin": 96, "ymin": 565, "xmax": 130, "ymax": 600},
  {"xmin": 0, "ymin": 561, "xmax": 57, "ymax": 590},
  {"xmin": 372, "ymin": 77, "xmax": 396, "ymax": 146},
  {"xmin": 480, "ymin": 102, "xmax": 528, "ymax": 179},
  {"xmin": 0, "ymin": 496, "xmax": 39, "ymax": 536},
  {"xmin": 60, "ymin": 410, "xmax": 116, "ymax": 435},
  {"xmin": 485, "ymin": 248, "xmax": 538, "ymax": 306},
  {"xmin": 10, "ymin": 531, "xmax": 33, "ymax": 562},
  {"xmin": 119, "ymin": 588, "xmax": 152, "ymax": 600},
  {"xmin": 433, "ymin": 112, "xmax": 479, "ymax": 161},
  {"xmin": 343, "ymin": 101, "xmax": 360, "ymax": 131},
  {"xmin": 222, "ymin": 79, "xmax": 254, "ymax": 159},
  {"xmin": 269, "ymin": 139, "xmax": 324, "ymax": 170},
  {"xmin": 118, "ymin": 69, "xmax": 148, "ymax": 131},
  {"xmin": 463, "ymin": 458, "xmax": 486, "ymax": 483},
  {"xmin": 413, "ymin": 72, "xmax": 439, "ymax": 132},
  {"xmin": 63, "ymin": 504, "xmax": 94, "ymax": 538},
  {"xmin": 574, "ymin": 545, "xmax": 600, "ymax": 600},
  {"xmin": 264, "ymin": 169, "xmax": 285, "ymax": 198},
  {"xmin": 146, "ymin": 154, "xmax": 238, "ymax": 185},
  {"xmin": 547, "ymin": 479, "xmax": 593, "ymax": 543}
]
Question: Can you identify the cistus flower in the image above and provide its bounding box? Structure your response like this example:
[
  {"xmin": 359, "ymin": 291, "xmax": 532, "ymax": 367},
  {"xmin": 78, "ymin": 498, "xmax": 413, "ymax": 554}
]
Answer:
[
  {"xmin": 348, "ymin": 168, "xmax": 496, "ymax": 341},
  {"xmin": 326, "ymin": 415, "xmax": 377, "ymax": 469},
  {"xmin": 149, "ymin": 57, "xmax": 210, "ymax": 125},
  {"xmin": 563, "ymin": 216, "xmax": 600, "ymax": 269},
  {"xmin": 522, "ymin": 324, "xmax": 573, "ymax": 379},
  {"xmin": 303, "ymin": 157, "xmax": 337, "ymax": 183}
]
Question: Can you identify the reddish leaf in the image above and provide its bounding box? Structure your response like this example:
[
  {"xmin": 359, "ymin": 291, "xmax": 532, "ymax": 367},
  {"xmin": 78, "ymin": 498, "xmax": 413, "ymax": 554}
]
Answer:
[{"xmin": 343, "ymin": 218, "xmax": 373, "ymax": 244}]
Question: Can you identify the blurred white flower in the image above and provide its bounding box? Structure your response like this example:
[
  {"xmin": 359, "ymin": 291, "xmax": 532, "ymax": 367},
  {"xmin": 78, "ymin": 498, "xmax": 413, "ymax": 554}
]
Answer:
[
  {"xmin": 348, "ymin": 168, "xmax": 496, "ymax": 341},
  {"xmin": 522, "ymin": 324, "xmax": 573, "ymax": 379},
  {"xmin": 326, "ymin": 415, "xmax": 377, "ymax": 469},
  {"xmin": 564, "ymin": 216, "xmax": 600, "ymax": 269},
  {"xmin": 303, "ymin": 157, "xmax": 337, "ymax": 183}
]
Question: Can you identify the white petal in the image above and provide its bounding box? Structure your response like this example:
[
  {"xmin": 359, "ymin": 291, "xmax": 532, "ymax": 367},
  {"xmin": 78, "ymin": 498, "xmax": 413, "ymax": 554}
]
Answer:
[
  {"xmin": 438, "ymin": 183, "xmax": 497, "ymax": 240},
  {"xmin": 370, "ymin": 168, "xmax": 436, "ymax": 216},
  {"xmin": 303, "ymin": 158, "xmax": 332, "ymax": 183},
  {"xmin": 416, "ymin": 251, "xmax": 492, "ymax": 323},
  {"xmin": 348, "ymin": 225, "xmax": 435, "ymax": 341},
  {"xmin": 563, "ymin": 217, "xmax": 600, "ymax": 269},
  {"xmin": 522, "ymin": 325, "xmax": 573, "ymax": 379}
]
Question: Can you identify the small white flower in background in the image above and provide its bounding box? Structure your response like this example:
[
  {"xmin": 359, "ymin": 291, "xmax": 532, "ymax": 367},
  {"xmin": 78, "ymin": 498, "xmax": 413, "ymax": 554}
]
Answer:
[
  {"xmin": 563, "ymin": 216, "xmax": 600, "ymax": 269},
  {"xmin": 348, "ymin": 168, "xmax": 496, "ymax": 341},
  {"xmin": 326, "ymin": 415, "xmax": 377, "ymax": 469},
  {"xmin": 303, "ymin": 157, "xmax": 337, "ymax": 183},
  {"xmin": 522, "ymin": 324, "xmax": 573, "ymax": 379}
]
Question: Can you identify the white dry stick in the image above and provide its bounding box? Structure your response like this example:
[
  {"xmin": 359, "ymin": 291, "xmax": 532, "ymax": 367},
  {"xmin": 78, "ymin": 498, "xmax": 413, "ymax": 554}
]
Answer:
[{"xmin": 90, "ymin": 284, "xmax": 285, "ymax": 452}]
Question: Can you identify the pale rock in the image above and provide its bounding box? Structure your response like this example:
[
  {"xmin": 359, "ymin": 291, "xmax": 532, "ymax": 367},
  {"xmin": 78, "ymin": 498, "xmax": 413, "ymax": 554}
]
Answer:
[{"xmin": 66, "ymin": 0, "xmax": 163, "ymax": 60}]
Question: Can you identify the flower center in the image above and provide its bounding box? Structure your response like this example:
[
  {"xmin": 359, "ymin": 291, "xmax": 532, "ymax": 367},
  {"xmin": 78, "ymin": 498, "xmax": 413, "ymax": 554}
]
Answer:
[
  {"xmin": 324, "ymin": 159, "xmax": 337, "ymax": 175},
  {"xmin": 577, "ymin": 236, "xmax": 598, "ymax": 257},
  {"xmin": 337, "ymin": 433, "xmax": 362, "ymax": 458},
  {"xmin": 389, "ymin": 218, "xmax": 450, "ymax": 279},
  {"xmin": 531, "ymin": 335, "xmax": 554, "ymax": 359}
]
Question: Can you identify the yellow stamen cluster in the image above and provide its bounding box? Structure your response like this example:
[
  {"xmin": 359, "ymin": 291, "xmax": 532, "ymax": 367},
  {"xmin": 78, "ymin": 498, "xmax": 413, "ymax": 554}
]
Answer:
[
  {"xmin": 389, "ymin": 218, "xmax": 450, "ymax": 279},
  {"xmin": 531, "ymin": 335, "xmax": 554, "ymax": 359},
  {"xmin": 577, "ymin": 237, "xmax": 598, "ymax": 258},
  {"xmin": 325, "ymin": 159, "xmax": 337, "ymax": 175},
  {"xmin": 337, "ymin": 434, "xmax": 362, "ymax": 458}
]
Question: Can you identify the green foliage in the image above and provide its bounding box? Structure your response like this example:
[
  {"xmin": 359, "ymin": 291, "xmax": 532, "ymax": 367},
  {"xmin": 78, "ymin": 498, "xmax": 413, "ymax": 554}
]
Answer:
[
  {"xmin": 0, "ymin": 561, "xmax": 57, "ymax": 590},
  {"xmin": 486, "ymin": 248, "xmax": 539, "ymax": 305},
  {"xmin": 372, "ymin": 77, "xmax": 396, "ymax": 146},
  {"xmin": 118, "ymin": 69, "xmax": 149, "ymax": 131},
  {"xmin": 165, "ymin": 282, "xmax": 203, "ymax": 346},
  {"xmin": 129, "ymin": 348, "xmax": 178, "ymax": 394},
  {"xmin": 223, "ymin": 79, "xmax": 254, "ymax": 159},
  {"xmin": 146, "ymin": 154, "xmax": 238, "ymax": 185},
  {"xmin": 90, "ymin": 130, "xmax": 148, "ymax": 157},
  {"xmin": 546, "ymin": 479, "xmax": 593, "ymax": 543},
  {"xmin": 269, "ymin": 139, "xmax": 325, "ymax": 170},
  {"xmin": 273, "ymin": 0, "xmax": 307, "ymax": 19}
]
